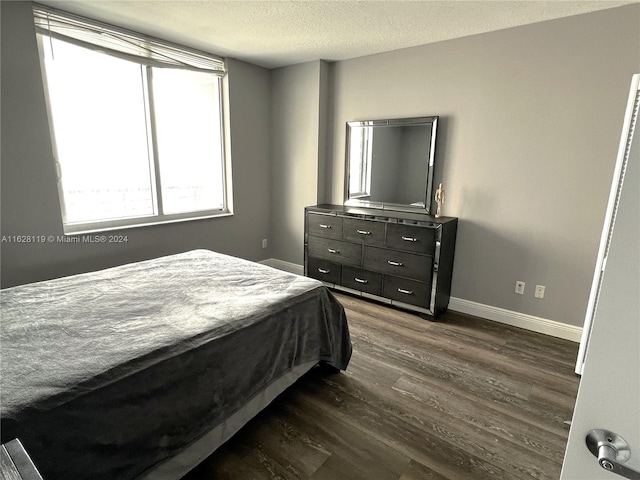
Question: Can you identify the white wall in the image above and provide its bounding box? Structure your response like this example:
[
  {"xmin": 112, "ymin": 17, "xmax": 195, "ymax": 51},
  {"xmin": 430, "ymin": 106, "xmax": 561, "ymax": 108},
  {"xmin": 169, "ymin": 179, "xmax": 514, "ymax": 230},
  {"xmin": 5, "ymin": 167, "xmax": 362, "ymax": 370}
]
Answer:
[{"xmin": 0, "ymin": 2, "xmax": 273, "ymax": 287}]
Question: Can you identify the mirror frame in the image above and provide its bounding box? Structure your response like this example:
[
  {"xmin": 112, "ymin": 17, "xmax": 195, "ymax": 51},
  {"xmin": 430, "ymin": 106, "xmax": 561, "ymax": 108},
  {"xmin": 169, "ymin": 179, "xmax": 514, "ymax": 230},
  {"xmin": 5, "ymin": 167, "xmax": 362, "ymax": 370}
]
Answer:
[{"xmin": 344, "ymin": 116, "xmax": 439, "ymax": 214}]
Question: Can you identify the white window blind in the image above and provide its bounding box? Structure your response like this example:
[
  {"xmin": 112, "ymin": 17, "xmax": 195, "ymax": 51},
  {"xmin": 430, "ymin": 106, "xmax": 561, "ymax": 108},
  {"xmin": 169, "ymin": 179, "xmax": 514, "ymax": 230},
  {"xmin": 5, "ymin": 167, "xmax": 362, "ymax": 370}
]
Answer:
[
  {"xmin": 34, "ymin": 3, "xmax": 231, "ymax": 234},
  {"xmin": 33, "ymin": 4, "xmax": 226, "ymax": 75}
]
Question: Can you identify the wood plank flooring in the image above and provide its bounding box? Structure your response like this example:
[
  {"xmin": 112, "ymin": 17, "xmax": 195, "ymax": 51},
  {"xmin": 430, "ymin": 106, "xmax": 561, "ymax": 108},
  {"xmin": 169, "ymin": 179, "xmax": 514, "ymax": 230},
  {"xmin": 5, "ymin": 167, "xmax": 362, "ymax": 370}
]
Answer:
[{"xmin": 182, "ymin": 292, "xmax": 580, "ymax": 480}]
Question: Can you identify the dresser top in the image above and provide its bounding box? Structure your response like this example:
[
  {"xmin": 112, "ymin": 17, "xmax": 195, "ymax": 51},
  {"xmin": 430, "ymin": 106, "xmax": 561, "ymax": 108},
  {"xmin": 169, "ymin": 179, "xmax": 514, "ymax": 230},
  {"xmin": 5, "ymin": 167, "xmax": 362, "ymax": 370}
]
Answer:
[{"xmin": 307, "ymin": 204, "xmax": 457, "ymax": 225}]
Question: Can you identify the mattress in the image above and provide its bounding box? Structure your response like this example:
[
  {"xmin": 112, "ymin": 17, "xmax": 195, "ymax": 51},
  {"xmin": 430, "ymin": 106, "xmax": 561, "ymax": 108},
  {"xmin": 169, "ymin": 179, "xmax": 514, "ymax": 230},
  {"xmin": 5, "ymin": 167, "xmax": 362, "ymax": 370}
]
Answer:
[{"xmin": 0, "ymin": 249, "xmax": 351, "ymax": 479}]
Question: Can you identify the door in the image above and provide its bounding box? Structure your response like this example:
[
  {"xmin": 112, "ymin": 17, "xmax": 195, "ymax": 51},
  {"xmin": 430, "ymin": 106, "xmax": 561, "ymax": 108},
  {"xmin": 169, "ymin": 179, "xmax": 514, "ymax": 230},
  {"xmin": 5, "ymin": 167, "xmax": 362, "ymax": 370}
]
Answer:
[{"xmin": 561, "ymin": 75, "xmax": 639, "ymax": 478}]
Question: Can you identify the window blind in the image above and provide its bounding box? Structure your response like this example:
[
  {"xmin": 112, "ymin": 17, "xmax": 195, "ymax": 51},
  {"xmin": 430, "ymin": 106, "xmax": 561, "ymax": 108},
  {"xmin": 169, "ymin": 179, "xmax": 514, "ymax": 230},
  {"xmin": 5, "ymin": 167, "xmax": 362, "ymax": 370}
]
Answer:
[{"xmin": 33, "ymin": 4, "xmax": 226, "ymax": 75}]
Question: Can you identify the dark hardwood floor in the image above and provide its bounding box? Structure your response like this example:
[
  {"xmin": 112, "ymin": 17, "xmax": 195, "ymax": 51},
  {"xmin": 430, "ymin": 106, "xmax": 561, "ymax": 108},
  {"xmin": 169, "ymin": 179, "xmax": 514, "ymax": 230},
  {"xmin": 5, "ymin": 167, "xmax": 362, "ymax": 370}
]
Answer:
[{"xmin": 182, "ymin": 292, "xmax": 580, "ymax": 480}]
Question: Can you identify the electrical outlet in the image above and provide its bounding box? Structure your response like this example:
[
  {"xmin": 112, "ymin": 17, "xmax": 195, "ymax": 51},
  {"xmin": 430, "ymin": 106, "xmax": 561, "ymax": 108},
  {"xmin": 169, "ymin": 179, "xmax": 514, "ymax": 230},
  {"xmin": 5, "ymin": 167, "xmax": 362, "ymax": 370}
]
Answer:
[
  {"xmin": 262, "ymin": 238, "xmax": 268, "ymax": 249},
  {"xmin": 515, "ymin": 281, "xmax": 525, "ymax": 295},
  {"xmin": 535, "ymin": 285, "xmax": 545, "ymax": 299}
]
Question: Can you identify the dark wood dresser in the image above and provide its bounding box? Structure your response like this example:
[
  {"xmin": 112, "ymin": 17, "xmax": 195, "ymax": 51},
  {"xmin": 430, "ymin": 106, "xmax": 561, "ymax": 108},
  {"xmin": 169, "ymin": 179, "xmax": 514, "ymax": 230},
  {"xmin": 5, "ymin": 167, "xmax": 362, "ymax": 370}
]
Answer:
[{"xmin": 304, "ymin": 204, "xmax": 457, "ymax": 319}]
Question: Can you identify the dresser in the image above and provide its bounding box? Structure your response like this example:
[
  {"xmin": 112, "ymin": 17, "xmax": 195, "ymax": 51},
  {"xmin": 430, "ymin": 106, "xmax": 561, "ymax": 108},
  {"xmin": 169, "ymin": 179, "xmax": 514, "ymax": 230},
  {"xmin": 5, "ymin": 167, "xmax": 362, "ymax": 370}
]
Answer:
[{"xmin": 304, "ymin": 204, "xmax": 457, "ymax": 319}]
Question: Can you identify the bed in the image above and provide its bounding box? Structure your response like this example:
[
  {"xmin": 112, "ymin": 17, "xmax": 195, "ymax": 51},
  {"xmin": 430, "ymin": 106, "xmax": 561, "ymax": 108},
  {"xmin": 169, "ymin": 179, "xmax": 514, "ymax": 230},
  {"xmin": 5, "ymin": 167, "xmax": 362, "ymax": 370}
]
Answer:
[{"xmin": 0, "ymin": 249, "xmax": 351, "ymax": 480}]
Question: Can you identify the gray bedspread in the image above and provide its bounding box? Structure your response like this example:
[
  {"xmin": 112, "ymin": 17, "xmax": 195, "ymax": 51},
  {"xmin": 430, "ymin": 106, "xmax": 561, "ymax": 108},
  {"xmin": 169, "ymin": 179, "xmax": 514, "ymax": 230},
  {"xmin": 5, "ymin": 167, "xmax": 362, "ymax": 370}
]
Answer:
[{"xmin": 0, "ymin": 249, "xmax": 351, "ymax": 479}]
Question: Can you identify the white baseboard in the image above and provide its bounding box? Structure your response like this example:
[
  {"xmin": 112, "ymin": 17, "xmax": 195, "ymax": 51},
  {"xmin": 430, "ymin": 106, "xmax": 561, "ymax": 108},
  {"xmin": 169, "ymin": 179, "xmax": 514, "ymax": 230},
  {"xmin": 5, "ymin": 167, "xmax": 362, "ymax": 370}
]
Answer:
[
  {"xmin": 259, "ymin": 258, "xmax": 582, "ymax": 343},
  {"xmin": 259, "ymin": 258, "xmax": 304, "ymax": 276},
  {"xmin": 448, "ymin": 297, "xmax": 582, "ymax": 343}
]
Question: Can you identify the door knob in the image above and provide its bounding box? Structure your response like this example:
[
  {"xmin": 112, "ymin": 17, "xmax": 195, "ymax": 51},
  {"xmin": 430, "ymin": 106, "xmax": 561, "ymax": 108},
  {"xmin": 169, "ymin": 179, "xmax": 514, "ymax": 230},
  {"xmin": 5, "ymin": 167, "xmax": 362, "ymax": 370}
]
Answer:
[{"xmin": 586, "ymin": 429, "xmax": 640, "ymax": 479}]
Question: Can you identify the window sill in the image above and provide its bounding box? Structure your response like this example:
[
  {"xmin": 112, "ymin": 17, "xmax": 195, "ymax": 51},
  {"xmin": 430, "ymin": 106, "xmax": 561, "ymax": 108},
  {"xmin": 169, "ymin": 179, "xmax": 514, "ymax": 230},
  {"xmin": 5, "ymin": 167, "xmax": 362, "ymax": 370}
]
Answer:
[{"xmin": 63, "ymin": 210, "xmax": 233, "ymax": 235}]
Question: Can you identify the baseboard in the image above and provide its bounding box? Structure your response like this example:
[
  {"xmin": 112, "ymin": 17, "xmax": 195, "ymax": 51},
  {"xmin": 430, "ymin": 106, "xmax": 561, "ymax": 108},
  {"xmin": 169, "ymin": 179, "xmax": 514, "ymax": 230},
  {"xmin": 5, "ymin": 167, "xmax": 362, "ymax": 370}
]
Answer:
[
  {"xmin": 259, "ymin": 258, "xmax": 304, "ymax": 276},
  {"xmin": 259, "ymin": 258, "xmax": 582, "ymax": 343},
  {"xmin": 448, "ymin": 297, "xmax": 582, "ymax": 343}
]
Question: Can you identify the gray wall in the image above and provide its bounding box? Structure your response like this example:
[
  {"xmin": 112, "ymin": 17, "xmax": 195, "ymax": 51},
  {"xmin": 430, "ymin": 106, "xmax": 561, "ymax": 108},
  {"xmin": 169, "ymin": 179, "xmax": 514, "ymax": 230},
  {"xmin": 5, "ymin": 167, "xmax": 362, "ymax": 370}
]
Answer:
[
  {"xmin": 369, "ymin": 127, "xmax": 402, "ymax": 203},
  {"xmin": 324, "ymin": 5, "xmax": 640, "ymax": 327},
  {"xmin": 561, "ymin": 76, "xmax": 639, "ymax": 479},
  {"xmin": 270, "ymin": 60, "xmax": 329, "ymax": 265},
  {"xmin": 398, "ymin": 126, "xmax": 430, "ymax": 205},
  {"xmin": 3, "ymin": 1, "xmax": 639, "ymax": 330},
  {"xmin": 1, "ymin": 1, "xmax": 272, "ymax": 287}
]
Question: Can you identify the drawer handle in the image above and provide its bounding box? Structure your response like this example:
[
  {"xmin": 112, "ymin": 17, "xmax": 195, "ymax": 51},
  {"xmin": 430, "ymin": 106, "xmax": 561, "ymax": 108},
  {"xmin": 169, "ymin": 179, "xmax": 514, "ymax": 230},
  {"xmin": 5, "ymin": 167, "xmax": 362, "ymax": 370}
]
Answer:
[
  {"xmin": 354, "ymin": 277, "xmax": 369, "ymax": 284},
  {"xmin": 387, "ymin": 260, "xmax": 403, "ymax": 266},
  {"xmin": 319, "ymin": 224, "xmax": 332, "ymax": 229},
  {"xmin": 317, "ymin": 268, "xmax": 330, "ymax": 274},
  {"xmin": 397, "ymin": 288, "xmax": 414, "ymax": 295},
  {"xmin": 357, "ymin": 230, "xmax": 372, "ymax": 235},
  {"xmin": 402, "ymin": 236, "xmax": 418, "ymax": 242},
  {"xmin": 328, "ymin": 248, "xmax": 340, "ymax": 254}
]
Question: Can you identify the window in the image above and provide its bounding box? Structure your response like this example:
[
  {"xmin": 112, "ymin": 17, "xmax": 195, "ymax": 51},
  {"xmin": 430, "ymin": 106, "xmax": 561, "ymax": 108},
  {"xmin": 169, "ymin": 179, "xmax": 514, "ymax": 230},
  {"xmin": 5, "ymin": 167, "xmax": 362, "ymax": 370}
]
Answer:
[
  {"xmin": 348, "ymin": 126, "xmax": 372, "ymax": 198},
  {"xmin": 34, "ymin": 6, "xmax": 230, "ymax": 233}
]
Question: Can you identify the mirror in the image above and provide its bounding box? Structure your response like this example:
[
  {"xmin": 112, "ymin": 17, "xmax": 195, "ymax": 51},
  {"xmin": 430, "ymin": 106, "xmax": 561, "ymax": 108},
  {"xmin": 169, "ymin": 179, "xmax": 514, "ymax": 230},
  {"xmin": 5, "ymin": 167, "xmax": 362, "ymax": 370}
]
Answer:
[{"xmin": 344, "ymin": 116, "xmax": 438, "ymax": 214}]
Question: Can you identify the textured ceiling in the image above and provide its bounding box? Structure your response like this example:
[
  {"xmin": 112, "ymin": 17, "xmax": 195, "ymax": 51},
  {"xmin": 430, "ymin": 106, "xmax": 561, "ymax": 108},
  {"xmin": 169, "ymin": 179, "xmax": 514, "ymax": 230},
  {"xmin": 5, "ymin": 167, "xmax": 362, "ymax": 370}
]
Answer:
[{"xmin": 37, "ymin": 0, "xmax": 634, "ymax": 69}]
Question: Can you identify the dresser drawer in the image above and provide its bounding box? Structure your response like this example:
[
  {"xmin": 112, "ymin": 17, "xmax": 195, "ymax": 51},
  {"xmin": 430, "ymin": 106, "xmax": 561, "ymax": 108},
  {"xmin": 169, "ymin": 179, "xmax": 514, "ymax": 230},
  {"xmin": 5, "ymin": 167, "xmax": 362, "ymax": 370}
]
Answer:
[
  {"xmin": 343, "ymin": 218, "xmax": 385, "ymax": 246},
  {"xmin": 307, "ymin": 213, "xmax": 343, "ymax": 239},
  {"xmin": 384, "ymin": 275, "xmax": 431, "ymax": 308},
  {"xmin": 386, "ymin": 223, "xmax": 435, "ymax": 255},
  {"xmin": 341, "ymin": 266, "xmax": 383, "ymax": 296},
  {"xmin": 363, "ymin": 246, "xmax": 432, "ymax": 282},
  {"xmin": 307, "ymin": 257, "xmax": 341, "ymax": 284},
  {"xmin": 308, "ymin": 237, "xmax": 362, "ymax": 266}
]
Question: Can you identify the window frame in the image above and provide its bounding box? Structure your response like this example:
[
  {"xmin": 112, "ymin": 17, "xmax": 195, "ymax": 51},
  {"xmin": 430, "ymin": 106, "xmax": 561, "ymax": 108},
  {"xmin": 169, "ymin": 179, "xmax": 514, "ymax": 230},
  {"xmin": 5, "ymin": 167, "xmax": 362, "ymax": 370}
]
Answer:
[
  {"xmin": 348, "ymin": 127, "xmax": 373, "ymax": 199},
  {"xmin": 34, "ymin": 8, "xmax": 233, "ymax": 235}
]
